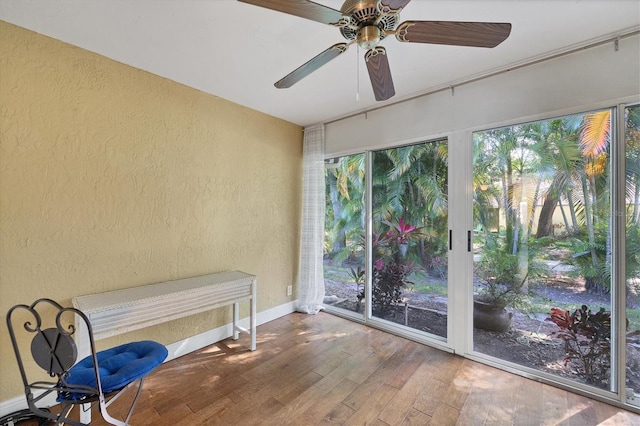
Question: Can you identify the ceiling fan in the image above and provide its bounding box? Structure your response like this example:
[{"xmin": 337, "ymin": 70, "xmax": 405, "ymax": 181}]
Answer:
[{"xmin": 238, "ymin": 0, "xmax": 511, "ymax": 101}]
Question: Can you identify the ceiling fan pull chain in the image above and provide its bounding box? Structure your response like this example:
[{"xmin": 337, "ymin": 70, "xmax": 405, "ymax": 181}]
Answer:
[{"xmin": 356, "ymin": 44, "xmax": 360, "ymax": 101}]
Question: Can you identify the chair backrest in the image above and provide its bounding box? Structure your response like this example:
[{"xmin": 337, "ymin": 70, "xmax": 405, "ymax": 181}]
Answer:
[
  {"xmin": 6, "ymin": 298, "xmax": 103, "ymax": 403},
  {"xmin": 7, "ymin": 298, "xmax": 167, "ymax": 426},
  {"xmin": 31, "ymin": 327, "xmax": 78, "ymax": 375}
]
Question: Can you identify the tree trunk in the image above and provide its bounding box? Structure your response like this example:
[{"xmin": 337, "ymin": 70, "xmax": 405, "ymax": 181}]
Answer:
[
  {"xmin": 527, "ymin": 177, "xmax": 542, "ymax": 239},
  {"xmin": 567, "ymin": 188, "xmax": 579, "ymax": 234},
  {"xmin": 536, "ymin": 190, "xmax": 558, "ymax": 238},
  {"xmin": 558, "ymin": 197, "xmax": 571, "ymax": 235},
  {"xmin": 590, "ymin": 174, "xmax": 599, "ymax": 225},
  {"xmin": 328, "ymin": 173, "xmax": 346, "ymax": 253},
  {"xmin": 504, "ymin": 160, "xmax": 518, "ymax": 254},
  {"xmin": 581, "ymin": 174, "xmax": 603, "ymax": 293}
]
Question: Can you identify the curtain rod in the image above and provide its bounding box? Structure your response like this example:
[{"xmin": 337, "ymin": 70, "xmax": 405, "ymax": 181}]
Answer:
[{"xmin": 323, "ymin": 28, "xmax": 640, "ymax": 126}]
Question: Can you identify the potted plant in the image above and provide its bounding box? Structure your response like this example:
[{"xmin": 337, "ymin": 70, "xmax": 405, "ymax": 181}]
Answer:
[
  {"xmin": 347, "ymin": 265, "xmax": 365, "ymax": 312},
  {"xmin": 474, "ymin": 243, "xmax": 531, "ymax": 332}
]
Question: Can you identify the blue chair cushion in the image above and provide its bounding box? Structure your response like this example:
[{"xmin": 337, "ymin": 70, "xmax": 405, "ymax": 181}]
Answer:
[{"xmin": 59, "ymin": 340, "xmax": 167, "ymax": 401}]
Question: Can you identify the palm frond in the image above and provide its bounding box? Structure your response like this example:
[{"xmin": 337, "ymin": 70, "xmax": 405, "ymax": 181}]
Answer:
[{"xmin": 580, "ymin": 110, "xmax": 611, "ymax": 158}]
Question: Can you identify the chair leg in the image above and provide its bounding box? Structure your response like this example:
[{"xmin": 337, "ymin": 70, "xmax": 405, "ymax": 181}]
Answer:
[
  {"xmin": 124, "ymin": 378, "xmax": 145, "ymax": 424},
  {"xmin": 58, "ymin": 402, "xmax": 87, "ymax": 426},
  {"xmin": 27, "ymin": 392, "xmax": 87, "ymax": 426},
  {"xmin": 99, "ymin": 378, "xmax": 145, "ymax": 426},
  {"xmin": 99, "ymin": 391, "xmax": 127, "ymax": 426}
]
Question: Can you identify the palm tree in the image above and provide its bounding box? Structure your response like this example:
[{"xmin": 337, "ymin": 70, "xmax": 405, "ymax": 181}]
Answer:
[
  {"xmin": 372, "ymin": 141, "xmax": 448, "ymax": 268},
  {"xmin": 625, "ymin": 105, "xmax": 640, "ymax": 312},
  {"xmin": 532, "ymin": 118, "xmax": 583, "ymax": 238},
  {"xmin": 325, "ymin": 154, "xmax": 365, "ymax": 263},
  {"xmin": 626, "ymin": 105, "xmax": 640, "ymax": 226},
  {"xmin": 473, "ymin": 126, "xmax": 538, "ymax": 255},
  {"xmin": 576, "ymin": 110, "xmax": 611, "ymax": 294}
]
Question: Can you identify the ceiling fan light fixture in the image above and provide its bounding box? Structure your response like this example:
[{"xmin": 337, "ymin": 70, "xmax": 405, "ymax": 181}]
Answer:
[{"xmin": 357, "ymin": 25, "xmax": 381, "ymax": 49}]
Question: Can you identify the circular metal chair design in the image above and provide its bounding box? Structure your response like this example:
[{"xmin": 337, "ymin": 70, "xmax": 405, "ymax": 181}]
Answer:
[{"xmin": 6, "ymin": 298, "xmax": 168, "ymax": 425}]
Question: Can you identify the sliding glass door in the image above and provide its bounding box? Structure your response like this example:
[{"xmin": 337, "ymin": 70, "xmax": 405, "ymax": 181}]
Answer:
[
  {"xmin": 625, "ymin": 103, "xmax": 640, "ymax": 406},
  {"xmin": 370, "ymin": 140, "xmax": 448, "ymax": 339},
  {"xmin": 323, "ymin": 140, "xmax": 449, "ymax": 341},
  {"xmin": 323, "ymin": 154, "xmax": 366, "ymax": 319},
  {"xmin": 472, "ymin": 109, "xmax": 616, "ymax": 391}
]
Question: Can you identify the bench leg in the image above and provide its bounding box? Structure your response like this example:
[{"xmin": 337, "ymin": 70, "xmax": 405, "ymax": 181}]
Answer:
[
  {"xmin": 250, "ymin": 295, "xmax": 256, "ymax": 351},
  {"xmin": 233, "ymin": 302, "xmax": 240, "ymax": 340}
]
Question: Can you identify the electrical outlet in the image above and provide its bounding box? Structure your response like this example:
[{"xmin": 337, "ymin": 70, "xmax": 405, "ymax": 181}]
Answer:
[{"xmin": 287, "ymin": 285, "xmax": 292, "ymax": 296}]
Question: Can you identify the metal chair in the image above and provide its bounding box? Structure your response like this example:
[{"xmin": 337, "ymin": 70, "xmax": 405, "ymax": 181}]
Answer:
[{"xmin": 6, "ymin": 298, "xmax": 168, "ymax": 425}]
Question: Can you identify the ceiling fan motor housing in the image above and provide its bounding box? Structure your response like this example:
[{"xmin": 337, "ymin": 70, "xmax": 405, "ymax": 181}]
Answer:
[
  {"xmin": 339, "ymin": 0, "xmax": 398, "ymax": 46},
  {"xmin": 357, "ymin": 25, "xmax": 381, "ymax": 49}
]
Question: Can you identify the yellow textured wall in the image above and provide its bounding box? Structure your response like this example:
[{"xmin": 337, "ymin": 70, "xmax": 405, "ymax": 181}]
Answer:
[{"xmin": 0, "ymin": 21, "xmax": 302, "ymax": 402}]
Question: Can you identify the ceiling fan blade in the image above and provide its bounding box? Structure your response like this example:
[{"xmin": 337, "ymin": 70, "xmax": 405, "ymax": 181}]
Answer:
[
  {"xmin": 238, "ymin": 0, "xmax": 348, "ymax": 26},
  {"xmin": 379, "ymin": 0, "xmax": 412, "ymax": 11},
  {"xmin": 395, "ymin": 21, "xmax": 512, "ymax": 48},
  {"xmin": 365, "ymin": 47, "xmax": 395, "ymax": 101},
  {"xmin": 275, "ymin": 43, "xmax": 349, "ymax": 89}
]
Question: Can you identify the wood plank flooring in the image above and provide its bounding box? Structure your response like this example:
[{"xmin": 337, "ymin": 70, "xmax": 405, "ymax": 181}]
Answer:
[{"xmin": 43, "ymin": 313, "xmax": 640, "ymax": 425}]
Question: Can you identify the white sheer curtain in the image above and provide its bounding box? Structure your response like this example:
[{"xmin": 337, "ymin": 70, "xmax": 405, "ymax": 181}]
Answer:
[{"xmin": 296, "ymin": 124, "xmax": 325, "ymax": 314}]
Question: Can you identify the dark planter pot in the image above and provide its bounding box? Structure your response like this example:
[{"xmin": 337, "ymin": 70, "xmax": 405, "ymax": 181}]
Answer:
[{"xmin": 473, "ymin": 299, "xmax": 512, "ymax": 332}]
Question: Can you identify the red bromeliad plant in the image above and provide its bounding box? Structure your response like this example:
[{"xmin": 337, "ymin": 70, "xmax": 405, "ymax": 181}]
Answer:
[
  {"xmin": 371, "ymin": 218, "xmax": 420, "ymax": 317},
  {"xmin": 377, "ymin": 217, "xmax": 423, "ymax": 259},
  {"xmin": 546, "ymin": 305, "xmax": 611, "ymax": 386},
  {"xmin": 382, "ymin": 217, "xmax": 421, "ymax": 245}
]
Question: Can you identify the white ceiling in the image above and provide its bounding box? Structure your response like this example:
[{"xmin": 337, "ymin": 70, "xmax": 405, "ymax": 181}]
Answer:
[{"xmin": 1, "ymin": 0, "xmax": 639, "ymax": 127}]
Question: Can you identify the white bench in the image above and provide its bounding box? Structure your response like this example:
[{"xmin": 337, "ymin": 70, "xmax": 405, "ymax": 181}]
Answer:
[
  {"xmin": 72, "ymin": 270, "xmax": 257, "ymax": 353},
  {"xmin": 70, "ymin": 271, "xmax": 256, "ymax": 423}
]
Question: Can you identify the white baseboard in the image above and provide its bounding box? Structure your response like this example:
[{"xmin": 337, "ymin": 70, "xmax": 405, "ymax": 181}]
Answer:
[
  {"xmin": 0, "ymin": 300, "xmax": 297, "ymax": 418},
  {"xmin": 166, "ymin": 299, "xmax": 296, "ymax": 360}
]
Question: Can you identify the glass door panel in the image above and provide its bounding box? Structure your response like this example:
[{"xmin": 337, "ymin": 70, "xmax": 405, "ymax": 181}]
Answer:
[
  {"xmin": 323, "ymin": 154, "xmax": 366, "ymax": 318},
  {"xmin": 472, "ymin": 110, "xmax": 614, "ymax": 391},
  {"xmin": 625, "ymin": 104, "xmax": 640, "ymax": 406},
  {"xmin": 370, "ymin": 140, "xmax": 448, "ymax": 339}
]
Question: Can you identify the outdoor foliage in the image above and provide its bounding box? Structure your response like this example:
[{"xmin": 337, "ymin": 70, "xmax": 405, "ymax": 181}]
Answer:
[
  {"xmin": 325, "ymin": 154, "xmax": 366, "ymax": 264},
  {"xmin": 474, "ymin": 231, "xmax": 547, "ymax": 315},
  {"xmin": 372, "ymin": 259, "xmax": 412, "ymax": 316},
  {"xmin": 570, "ymin": 222, "xmax": 640, "ymax": 297},
  {"xmin": 546, "ymin": 305, "xmax": 611, "ymax": 386},
  {"xmin": 371, "ymin": 218, "xmax": 419, "ymax": 316},
  {"xmin": 475, "ymin": 237, "xmax": 525, "ymax": 309},
  {"xmin": 568, "ymin": 223, "xmax": 610, "ymax": 295},
  {"xmin": 371, "ymin": 142, "xmax": 449, "ymax": 272},
  {"xmin": 348, "ymin": 266, "xmax": 365, "ymax": 311}
]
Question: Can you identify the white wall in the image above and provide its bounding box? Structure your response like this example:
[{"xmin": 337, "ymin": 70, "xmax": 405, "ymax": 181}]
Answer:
[{"xmin": 325, "ymin": 34, "xmax": 640, "ymax": 156}]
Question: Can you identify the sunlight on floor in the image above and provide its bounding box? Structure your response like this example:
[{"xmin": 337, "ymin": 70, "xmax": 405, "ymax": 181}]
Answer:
[
  {"xmin": 296, "ymin": 330, "xmax": 350, "ymax": 341},
  {"xmin": 554, "ymin": 400, "xmax": 594, "ymax": 424},
  {"xmin": 200, "ymin": 346, "xmax": 224, "ymax": 354}
]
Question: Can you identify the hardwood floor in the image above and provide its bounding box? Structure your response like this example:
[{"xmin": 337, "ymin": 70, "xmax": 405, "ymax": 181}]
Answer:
[{"xmin": 47, "ymin": 313, "xmax": 640, "ymax": 425}]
